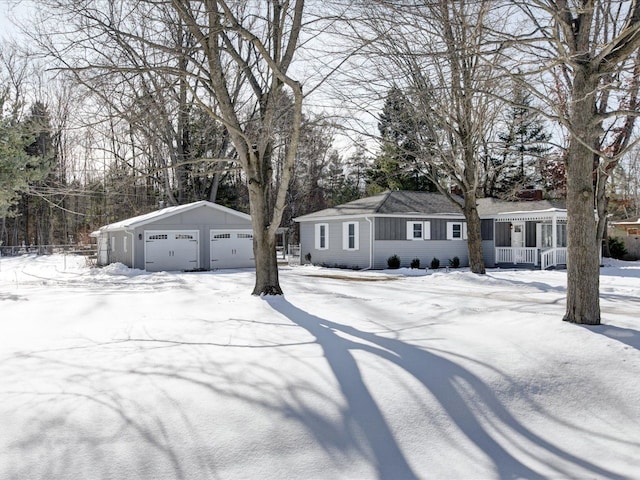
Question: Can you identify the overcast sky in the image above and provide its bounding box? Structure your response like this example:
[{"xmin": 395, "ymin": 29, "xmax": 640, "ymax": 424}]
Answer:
[{"xmin": 0, "ymin": 1, "xmax": 28, "ymax": 38}]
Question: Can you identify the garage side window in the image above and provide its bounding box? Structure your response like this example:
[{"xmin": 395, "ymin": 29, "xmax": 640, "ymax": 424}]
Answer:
[
  {"xmin": 315, "ymin": 223, "xmax": 329, "ymax": 250},
  {"xmin": 342, "ymin": 222, "xmax": 359, "ymax": 250}
]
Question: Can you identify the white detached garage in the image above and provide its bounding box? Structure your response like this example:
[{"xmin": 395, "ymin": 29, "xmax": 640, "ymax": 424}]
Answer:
[{"xmin": 91, "ymin": 201, "xmax": 255, "ymax": 272}]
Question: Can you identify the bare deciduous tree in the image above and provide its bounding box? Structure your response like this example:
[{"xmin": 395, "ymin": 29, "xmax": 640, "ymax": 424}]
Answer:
[
  {"xmin": 514, "ymin": 0, "xmax": 640, "ymax": 324},
  {"xmin": 33, "ymin": 0, "xmax": 307, "ymax": 295},
  {"xmin": 169, "ymin": 0, "xmax": 304, "ymax": 294},
  {"xmin": 342, "ymin": 0, "xmax": 511, "ymax": 274}
]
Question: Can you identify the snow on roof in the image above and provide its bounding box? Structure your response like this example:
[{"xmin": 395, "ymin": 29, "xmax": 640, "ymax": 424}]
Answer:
[
  {"xmin": 611, "ymin": 218, "xmax": 640, "ymax": 226},
  {"xmin": 95, "ymin": 200, "xmax": 251, "ymax": 232},
  {"xmin": 494, "ymin": 207, "xmax": 567, "ymax": 216}
]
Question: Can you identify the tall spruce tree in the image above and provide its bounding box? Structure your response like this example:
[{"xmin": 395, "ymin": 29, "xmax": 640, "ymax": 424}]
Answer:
[
  {"xmin": 20, "ymin": 101, "xmax": 57, "ymax": 245},
  {"xmin": 367, "ymin": 87, "xmax": 436, "ymax": 193},
  {"xmin": 486, "ymin": 87, "xmax": 551, "ymax": 198},
  {"xmin": 0, "ymin": 105, "xmax": 50, "ymax": 245}
]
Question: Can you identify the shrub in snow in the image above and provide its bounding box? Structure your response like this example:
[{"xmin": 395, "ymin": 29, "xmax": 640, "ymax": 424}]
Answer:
[
  {"xmin": 608, "ymin": 237, "xmax": 627, "ymax": 260},
  {"xmin": 387, "ymin": 254, "xmax": 401, "ymax": 269},
  {"xmin": 430, "ymin": 257, "xmax": 440, "ymax": 270},
  {"xmin": 304, "ymin": 252, "xmax": 312, "ymax": 263},
  {"xmin": 449, "ymin": 256, "xmax": 460, "ymax": 268},
  {"xmin": 410, "ymin": 258, "xmax": 420, "ymax": 269}
]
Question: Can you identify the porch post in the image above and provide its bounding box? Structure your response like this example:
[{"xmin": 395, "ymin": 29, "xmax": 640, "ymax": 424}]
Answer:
[{"xmin": 552, "ymin": 212, "xmax": 557, "ymax": 249}]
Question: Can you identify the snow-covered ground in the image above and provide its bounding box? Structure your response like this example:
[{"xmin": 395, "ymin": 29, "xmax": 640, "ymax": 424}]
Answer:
[{"xmin": 1, "ymin": 254, "xmax": 639, "ymax": 479}]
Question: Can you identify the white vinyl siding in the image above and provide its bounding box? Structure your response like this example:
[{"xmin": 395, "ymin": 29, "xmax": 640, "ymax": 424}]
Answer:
[
  {"xmin": 406, "ymin": 221, "xmax": 431, "ymax": 240},
  {"xmin": 315, "ymin": 223, "xmax": 329, "ymax": 250},
  {"xmin": 342, "ymin": 222, "xmax": 359, "ymax": 250},
  {"xmin": 447, "ymin": 222, "xmax": 467, "ymax": 240}
]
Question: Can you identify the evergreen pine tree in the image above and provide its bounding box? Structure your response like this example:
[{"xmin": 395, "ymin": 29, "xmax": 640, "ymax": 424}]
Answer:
[
  {"xmin": 0, "ymin": 107, "xmax": 49, "ymax": 220},
  {"xmin": 367, "ymin": 87, "xmax": 437, "ymax": 194},
  {"xmin": 488, "ymin": 86, "xmax": 551, "ymax": 198}
]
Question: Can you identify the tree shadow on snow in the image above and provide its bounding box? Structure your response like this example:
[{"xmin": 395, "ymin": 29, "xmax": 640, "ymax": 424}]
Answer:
[
  {"xmin": 581, "ymin": 324, "xmax": 640, "ymax": 351},
  {"xmin": 266, "ymin": 296, "xmax": 624, "ymax": 480}
]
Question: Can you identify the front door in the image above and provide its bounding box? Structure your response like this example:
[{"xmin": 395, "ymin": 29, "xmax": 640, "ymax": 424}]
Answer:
[
  {"xmin": 511, "ymin": 222, "xmax": 526, "ymax": 263},
  {"xmin": 511, "ymin": 222, "xmax": 525, "ymax": 248}
]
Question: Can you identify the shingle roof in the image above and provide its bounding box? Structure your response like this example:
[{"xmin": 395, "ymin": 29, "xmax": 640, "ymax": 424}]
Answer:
[
  {"xmin": 475, "ymin": 197, "xmax": 565, "ymax": 216},
  {"xmin": 294, "ymin": 191, "xmax": 566, "ymax": 221},
  {"xmin": 295, "ymin": 191, "xmax": 463, "ymax": 220}
]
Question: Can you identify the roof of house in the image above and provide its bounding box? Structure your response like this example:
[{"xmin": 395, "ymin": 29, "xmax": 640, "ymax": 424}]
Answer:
[
  {"xmin": 294, "ymin": 191, "xmax": 463, "ymax": 221},
  {"xmin": 475, "ymin": 197, "xmax": 565, "ymax": 216},
  {"xmin": 92, "ymin": 200, "xmax": 251, "ymax": 234},
  {"xmin": 294, "ymin": 191, "xmax": 566, "ymax": 221}
]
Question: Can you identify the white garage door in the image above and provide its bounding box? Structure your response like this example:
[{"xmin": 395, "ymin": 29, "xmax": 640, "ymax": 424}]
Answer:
[
  {"xmin": 210, "ymin": 229, "xmax": 255, "ymax": 269},
  {"xmin": 144, "ymin": 230, "xmax": 199, "ymax": 272}
]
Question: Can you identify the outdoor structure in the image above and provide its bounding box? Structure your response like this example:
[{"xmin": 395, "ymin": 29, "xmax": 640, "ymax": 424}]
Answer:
[
  {"xmin": 609, "ymin": 218, "xmax": 640, "ymax": 258},
  {"xmin": 476, "ymin": 197, "xmax": 568, "ymax": 270},
  {"xmin": 91, "ymin": 201, "xmax": 255, "ymax": 271},
  {"xmin": 294, "ymin": 191, "xmax": 567, "ymax": 270}
]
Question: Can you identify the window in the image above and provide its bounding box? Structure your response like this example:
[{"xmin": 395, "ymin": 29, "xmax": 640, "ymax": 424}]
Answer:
[
  {"xmin": 237, "ymin": 233, "xmax": 253, "ymax": 239},
  {"xmin": 213, "ymin": 233, "xmax": 231, "ymax": 239},
  {"xmin": 175, "ymin": 234, "xmax": 194, "ymax": 240},
  {"xmin": 557, "ymin": 223, "xmax": 567, "ymax": 247},
  {"xmin": 406, "ymin": 221, "xmax": 431, "ymax": 240},
  {"xmin": 541, "ymin": 224, "xmax": 553, "ymax": 248},
  {"xmin": 148, "ymin": 234, "xmax": 168, "ymax": 240},
  {"xmin": 342, "ymin": 222, "xmax": 359, "ymax": 250},
  {"xmin": 123, "ymin": 237, "xmax": 128, "ymax": 253},
  {"xmin": 447, "ymin": 222, "xmax": 467, "ymax": 240},
  {"xmin": 538, "ymin": 223, "xmax": 567, "ymax": 248},
  {"xmin": 315, "ymin": 223, "xmax": 329, "ymax": 250}
]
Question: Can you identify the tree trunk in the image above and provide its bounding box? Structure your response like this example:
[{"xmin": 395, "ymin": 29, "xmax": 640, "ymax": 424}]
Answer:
[
  {"xmin": 463, "ymin": 193, "xmax": 486, "ymax": 274},
  {"xmin": 563, "ymin": 69, "xmax": 600, "ymax": 325},
  {"xmin": 247, "ymin": 176, "xmax": 282, "ymax": 295}
]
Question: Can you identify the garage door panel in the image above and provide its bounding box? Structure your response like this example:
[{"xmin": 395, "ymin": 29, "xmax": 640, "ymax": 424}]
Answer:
[
  {"xmin": 145, "ymin": 230, "xmax": 200, "ymax": 272},
  {"xmin": 210, "ymin": 230, "xmax": 255, "ymax": 269}
]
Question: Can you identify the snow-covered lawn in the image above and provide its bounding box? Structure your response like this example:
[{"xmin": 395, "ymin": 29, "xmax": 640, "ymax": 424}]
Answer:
[{"xmin": 1, "ymin": 254, "xmax": 639, "ymax": 479}]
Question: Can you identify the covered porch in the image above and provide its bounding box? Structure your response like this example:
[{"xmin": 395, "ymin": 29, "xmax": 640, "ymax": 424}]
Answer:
[{"xmin": 493, "ymin": 208, "xmax": 567, "ymax": 270}]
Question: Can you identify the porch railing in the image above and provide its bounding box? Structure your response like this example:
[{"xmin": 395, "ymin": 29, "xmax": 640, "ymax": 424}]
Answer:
[
  {"xmin": 495, "ymin": 247, "xmax": 538, "ymax": 265},
  {"xmin": 540, "ymin": 248, "xmax": 567, "ymax": 270},
  {"xmin": 287, "ymin": 244, "xmax": 301, "ymax": 265}
]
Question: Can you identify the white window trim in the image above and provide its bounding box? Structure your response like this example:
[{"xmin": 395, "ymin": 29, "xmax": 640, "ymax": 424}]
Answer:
[
  {"xmin": 407, "ymin": 221, "xmax": 423, "ymax": 240},
  {"xmin": 123, "ymin": 236, "xmax": 128, "ymax": 253},
  {"xmin": 315, "ymin": 223, "xmax": 329, "ymax": 250},
  {"xmin": 342, "ymin": 222, "xmax": 359, "ymax": 250},
  {"xmin": 447, "ymin": 222, "xmax": 467, "ymax": 240},
  {"xmin": 407, "ymin": 221, "xmax": 431, "ymax": 240}
]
